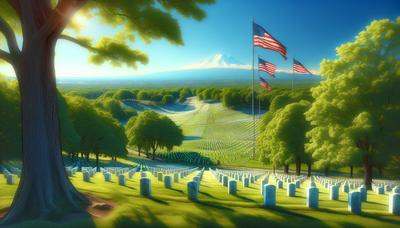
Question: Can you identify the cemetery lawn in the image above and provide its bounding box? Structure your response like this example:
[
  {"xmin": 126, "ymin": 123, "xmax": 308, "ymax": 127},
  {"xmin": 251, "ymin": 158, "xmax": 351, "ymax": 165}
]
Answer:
[{"xmin": 1, "ymin": 169, "xmax": 399, "ymax": 227}]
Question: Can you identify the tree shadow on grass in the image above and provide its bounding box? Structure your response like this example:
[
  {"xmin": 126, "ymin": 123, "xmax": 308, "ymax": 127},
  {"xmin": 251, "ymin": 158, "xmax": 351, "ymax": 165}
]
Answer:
[
  {"xmin": 233, "ymin": 194, "xmax": 257, "ymax": 203},
  {"xmin": 114, "ymin": 206, "xmax": 167, "ymax": 228},
  {"xmin": 169, "ymin": 188, "xmax": 184, "ymax": 194},
  {"xmin": 191, "ymin": 202, "xmax": 328, "ymax": 228},
  {"xmin": 199, "ymin": 191, "xmax": 218, "ymax": 199},
  {"xmin": 358, "ymin": 212, "xmax": 400, "ymax": 225},
  {"xmin": 147, "ymin": 196, "xmax": 169, "ymax": 205}
]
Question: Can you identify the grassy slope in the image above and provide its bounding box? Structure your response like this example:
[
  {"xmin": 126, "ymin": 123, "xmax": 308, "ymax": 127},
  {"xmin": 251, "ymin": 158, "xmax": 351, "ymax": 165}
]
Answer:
[
  {"xmin": 1, "ymin": 166, "xmax": 399, "ymax": 227},
  {"xmin": 158, "ymin": 98, "xmax": 264, "ymax": 167}
]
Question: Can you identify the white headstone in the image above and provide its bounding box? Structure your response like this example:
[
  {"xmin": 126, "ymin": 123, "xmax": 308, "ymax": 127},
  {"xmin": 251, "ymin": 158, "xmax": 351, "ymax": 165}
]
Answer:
[
  {"xmin": 330, "ymin": 185, "xmax": 339, "ymax": 200},
  {"xmin": 358, "ymin": 186, "xmax": 367, "ymax": 202},
  {"xmin": 187, "ymin": 181, "xmax": 198, "ymax": 201},
  {"xmin": 287, "ymin": 183, "xmax": 296, "ymax": 197},
  {"xmin": 223, "ymin": 175, "xmax": 229, "ymax": 187},
  {"xmin": 228, "ymin": 180, "xmax": 237, "ymax": 195},
  {"xmin": 348, "ymin": 191, "xmax": 362, "ymax": 214},
  {"xmin": 263, "ymin": 184, "xmax": 276, "ymax": 207},
  {"xmin": 164, "ymin": 175, "xmax": 172, "ymax": 189},
  {"xmin": 104, "ymin": 172, "xmax": 112, "ymax": 182},
  {"xmin": 389, "ymin": 193, "xmax": 400, "ymax": 215},
  {"xmin": 157, "ymin": 172, "xmax": 163, "ymax": 182},
  {"xmin": 243, "ymin": 177, "xmax": 250, "ymax": 187},
  {"xmin": 140, "ymin": 177, "xmax": 151, "ymax": 197},
  {"xmin": 174, "ymin": 173, "xmax": 179, "ymax": 183},
  {"xmin": 83, "ymin": 171, "xmax": 91, "ymax": 182},
  {"xmin": 307, "ymin": 187, "xmax": 319, "ymax": 209},
  {"xmin": 118, "ymin": 174, "xmax": 126, "ymax": 186}
]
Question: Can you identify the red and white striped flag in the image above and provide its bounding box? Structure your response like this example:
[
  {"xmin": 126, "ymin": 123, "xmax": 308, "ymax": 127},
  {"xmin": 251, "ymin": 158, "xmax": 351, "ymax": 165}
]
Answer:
[
  {"xmin": 293, "ymin": 58, "xmax": 313, "ymax": 74},
  {"xmin": 259, "ymin": 77, "xmax": 272, "ymax": 91},
  {"xmin": 258, "ymin": 58, "xmax": 276, "ymax": 77},
  {"xmin": 253, "ymin": 22, "xmax": 287, "ymax": 60}
]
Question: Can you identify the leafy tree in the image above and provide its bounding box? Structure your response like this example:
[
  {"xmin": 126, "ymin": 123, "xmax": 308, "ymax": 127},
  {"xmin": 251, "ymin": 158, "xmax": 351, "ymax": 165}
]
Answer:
[
  {"xmin": 137, "ymin": 91, "xmax": 150, "ymax": 101},
  {"xmin": 0, "ymin": 0, "xmax": 213, "ymax": 221},
  {"xmin": 0, "ymin": 76, "xmax": 20, "ymax": 163},
  {"xmin": 178, "ymin": 87, "xmax": 192, "ymax": 103},
  {"xmin": 95, "ymin": 97, "xmax": 136, "ymax": 120},
  {"xmin": 306, "ymin": 18, "xmax": 400, "ymax": 189},
  {"xmin": 162, "ymin": 94, "xmax": 174, "ymax": 105},
  {"xmin": 258, "ymin": 101, "xmax": 311, "ymax": 175},
  {"xmin": 67, "ymin": 96, "xmax": 127, "ymax": 172},
  {"xmin": 58, "ymin": 93, "xmax": 81, "ymax": 156},
  {"xmin": 126, "ymin": 111, "xmax": 183, "ymax": 160},
  {"xmin": 113, "ymin": 89, "xmax": 135, "ymax": 100}
]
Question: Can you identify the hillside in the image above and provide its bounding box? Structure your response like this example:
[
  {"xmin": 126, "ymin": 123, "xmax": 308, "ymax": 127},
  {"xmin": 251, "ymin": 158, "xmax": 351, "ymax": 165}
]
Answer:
[{"xmin": 125, "ymin": 97, "xmax": 265, "ymax": 167}]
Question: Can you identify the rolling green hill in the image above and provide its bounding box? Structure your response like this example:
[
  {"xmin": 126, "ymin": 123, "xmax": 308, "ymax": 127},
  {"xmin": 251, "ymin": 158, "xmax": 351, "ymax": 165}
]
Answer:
[{"xmin": 126, "ymin": 97, "xmax": 265, "ymax": 167}]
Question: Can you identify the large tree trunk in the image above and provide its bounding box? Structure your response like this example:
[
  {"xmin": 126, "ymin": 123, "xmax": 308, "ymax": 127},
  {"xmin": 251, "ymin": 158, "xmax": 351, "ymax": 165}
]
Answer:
[
  {"xmin": 283, "ymin": 164, "xmax": 289, "ymax": 174},
  {"xmin": 377, "ymin": 166, "xmax": 383, "ymax": 178},
  {"xmin": 324, "ymin": 167, "xmax": 329, "ymax": 176},
  {"xmin": 363, "ymin": 155, "xmax": 372, "ymax": 190},
  {"xmin": 307, "ymin": 163, "xmax": 312, "ymax": 177},
  {"xmin": 95, "ymin": 153, "xmax": 100, "ymax": 172},
  {"xmin": 350, "ymin": 165, "xmax": 354, "ymax": 178},
  {"xmin": 2, "ymin": 34, "xmax": 87, "ymax": 224},
  {"xmin": 295, "ymin": 158, "xmax": 301, "ymax": 176}
]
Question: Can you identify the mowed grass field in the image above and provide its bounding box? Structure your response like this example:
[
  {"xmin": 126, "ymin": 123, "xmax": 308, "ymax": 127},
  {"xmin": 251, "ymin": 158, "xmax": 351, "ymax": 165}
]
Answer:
[
  {"xmin": 155, "ymin": 98, "xmax": 264, "ymax": 167},
  {"xmin": 1, "ymin": 164, "xmax": 399, "ymax": 227}
]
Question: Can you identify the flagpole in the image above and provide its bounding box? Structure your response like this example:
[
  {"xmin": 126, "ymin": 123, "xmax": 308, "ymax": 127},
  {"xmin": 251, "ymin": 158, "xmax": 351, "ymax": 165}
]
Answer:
[
  {"xmin": 291, "ymin": 58, "xmax": 294, "ymax": 90},
  {"xmin": 252, "ymin": 18, "xmax": 256, "ymax": 159}
]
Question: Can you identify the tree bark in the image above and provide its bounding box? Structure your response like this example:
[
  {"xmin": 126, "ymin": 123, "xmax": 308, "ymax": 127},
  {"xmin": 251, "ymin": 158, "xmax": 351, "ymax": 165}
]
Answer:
[
  {"xmin": 95, "ymin": 153, "xmax": 100, "ymax": 172},
  {"xmin": 2, "ymin": 31, "xmax": 87, "ymax": 224},
  {"xmin": 324, "ymin": 167, "xmax": 329, "ymax": 176},
  {"xmin": 363, "ymin": 155, "xmax": 372, "ymax": 190},
  {"xmin": 283, "ymin": 164, "xmax": 289, "ymax": 174},
  {"xmin": 377, "ymin": 166, "xmax": 383, "ymax": 178},
  {"xmin": 295, "ymin": 158, "xmax": 301, "ymax": 176},
  {"xmin": 307, "ymin": 163, "xmax": 312, "ymax": 177},
  {"xmin": 350, "ymin": 165, "xmax": 354, "ymax": 178}
]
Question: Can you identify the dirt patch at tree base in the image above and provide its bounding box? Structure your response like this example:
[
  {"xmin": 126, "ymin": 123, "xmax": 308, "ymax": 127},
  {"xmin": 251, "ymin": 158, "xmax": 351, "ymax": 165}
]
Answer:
[{"xmin": 86, "ymin": 194, "xmax": 117, "ymax": 218}]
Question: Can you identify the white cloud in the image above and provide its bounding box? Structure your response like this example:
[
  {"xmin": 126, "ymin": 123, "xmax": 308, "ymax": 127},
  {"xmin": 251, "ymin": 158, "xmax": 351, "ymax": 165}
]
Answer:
[{"xmin": 177, "ymin": 53, "xmax": 251, "ymax": 70}]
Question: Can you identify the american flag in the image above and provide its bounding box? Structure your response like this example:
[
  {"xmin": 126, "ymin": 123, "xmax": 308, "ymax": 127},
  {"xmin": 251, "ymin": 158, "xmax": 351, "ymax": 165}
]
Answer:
[
  {"xmin": 258, "ymin": 58, "xmax": 276, "ymax": 77},
  {"xmin": 259, "ymin": 77, "xmax": 272, "ymax": 91},
  {"xmin": 253, "ymin": 22, "xmax": 287, "ymax": 60},
  {"xmin": 293, "ymin": 59, "xmax": 312, "ymax": 74}
]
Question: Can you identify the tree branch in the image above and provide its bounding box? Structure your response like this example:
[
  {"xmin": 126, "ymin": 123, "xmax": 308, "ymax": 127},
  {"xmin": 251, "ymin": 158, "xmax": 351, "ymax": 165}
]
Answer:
[
  {"xmin": 0, "ymin": 49, "xmax": 13, "ymax": 64},
  {"xmin": 59, "ymin": 34, "xmax": 95, "ymax": 51},
  {"xmin": 0, "ymin": 15, "xmax": 20, "ymax": 56}
]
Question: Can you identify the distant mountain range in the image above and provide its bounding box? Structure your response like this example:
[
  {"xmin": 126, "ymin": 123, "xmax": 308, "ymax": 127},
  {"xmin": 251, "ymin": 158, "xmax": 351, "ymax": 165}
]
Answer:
[{"xmin": 57, "ymin": 54, "xmax": 323, "ymax": 87}]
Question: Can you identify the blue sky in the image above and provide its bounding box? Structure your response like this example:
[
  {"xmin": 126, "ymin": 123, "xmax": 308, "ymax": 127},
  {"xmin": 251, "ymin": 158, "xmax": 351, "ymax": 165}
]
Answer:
[{"xmin": 0, "ymin": 0, "xmax": 399, "ymax": 78}]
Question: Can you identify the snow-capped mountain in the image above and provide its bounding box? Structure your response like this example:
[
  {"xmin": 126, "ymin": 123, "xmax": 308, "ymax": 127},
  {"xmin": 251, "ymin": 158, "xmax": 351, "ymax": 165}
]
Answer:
[{"xmin": 178, "ymin": 53, "xmax": 250, "ymax": 70}]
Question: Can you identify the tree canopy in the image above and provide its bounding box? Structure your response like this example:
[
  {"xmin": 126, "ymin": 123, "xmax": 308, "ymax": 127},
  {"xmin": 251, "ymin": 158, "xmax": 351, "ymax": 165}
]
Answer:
[
  {"xmin": 305, "ymin": 18, "xmax": 400, "ymax": 188},
  {"xmin": 125, "ymin": 110, "xmax": 183, "ymax": 160},
  {"xmin": 67, "ymin": 96, "xmax": 128, "ymax": 171},
  {"xmin": 258, "ymin": 101, "xmax": 311, "ymax": 175}
]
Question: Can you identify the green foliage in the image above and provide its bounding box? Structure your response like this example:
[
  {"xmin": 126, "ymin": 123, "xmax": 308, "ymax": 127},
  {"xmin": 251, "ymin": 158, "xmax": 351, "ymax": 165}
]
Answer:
[
  {"xmin": 67, "ymin": 96, "xmax": 128, "ymax": 160},
  {"xmin": 113, "ymin": 89, "xmax": 136, "ymax": 100},
  {"xmin": 258, "ymin": 101, "xmax": 311, "ymax": 168},
  {"xmin": 137, "ymin": 91, "xmax": 150, "ymax": 101},
  {"xmin": 58, "ymin": 93, "xmax": 81, "ymax": 153},
  {"xmin": 125, "ymin": 111, "xmax": 183, "ymax": 159},
  {"xmin": 95, "ymin": 97, "xmax": 137, "ymax": 120},
  {"xmin": 178, "ymin": 87, "xmax": 192, "ymax": 103},
  {"xmin": 0, "ymin": 77, "xmax": 20, "ymax": 161},
  {"xmin": 162, "ymin": 95, "xmax": 174, "ymax": 105},
  {"xmin": 305, "ymin": 18, "xmax": 400, "ymax": 173}
]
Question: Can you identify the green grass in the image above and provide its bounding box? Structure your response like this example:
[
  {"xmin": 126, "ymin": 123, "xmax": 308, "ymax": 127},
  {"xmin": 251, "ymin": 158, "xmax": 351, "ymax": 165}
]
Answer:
[
  {"xmin": 1, "ymin": 168, "xmax": 399, "ymax": 227},
  {"xmin": 156, "ymin": 98, "xmax": 264, "ymax": 166}
]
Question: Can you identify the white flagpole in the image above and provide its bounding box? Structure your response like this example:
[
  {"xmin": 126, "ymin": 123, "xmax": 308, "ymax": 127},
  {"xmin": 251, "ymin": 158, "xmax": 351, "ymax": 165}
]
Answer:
[{"xmin": 252, "ymin": 18, "xmax": 256, "ymax": 159}]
